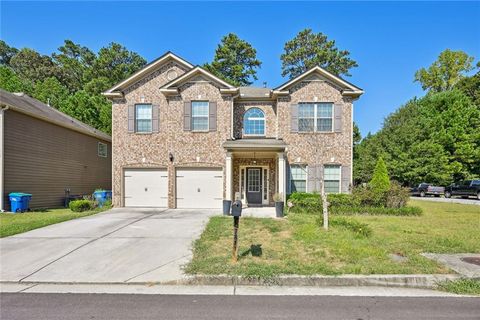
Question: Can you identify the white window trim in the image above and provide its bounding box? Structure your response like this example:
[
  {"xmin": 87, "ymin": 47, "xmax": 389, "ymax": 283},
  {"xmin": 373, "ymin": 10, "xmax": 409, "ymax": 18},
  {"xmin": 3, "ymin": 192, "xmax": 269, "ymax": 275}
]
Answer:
[
  {"xmin": 191, "ymin": 101, "xmax": 209, "ymax": 132},
  {"xmin": 288, "ymin": 164, "xmax": 308, "ymax": 194},
  {"xmin": 243, "ymin": 107, "xmax": 266, "ymax": 137},
  {"xmin": 298, "ymin": 102, "xmax": 334, "ymax": 133},
  {"xmin": 98, "ymin": 142, "xmax": 108, "ymax": 158},
  {"xmin": 239, "ymin": 165, "xmax": 269, "ymax": 205},
  {"xmin": 135, "ymin": 104, "xmax": 153, "ymax": 133},
  {"xmin": 323, "ymin": 164, "xmax": 342, "ymax": 194}
]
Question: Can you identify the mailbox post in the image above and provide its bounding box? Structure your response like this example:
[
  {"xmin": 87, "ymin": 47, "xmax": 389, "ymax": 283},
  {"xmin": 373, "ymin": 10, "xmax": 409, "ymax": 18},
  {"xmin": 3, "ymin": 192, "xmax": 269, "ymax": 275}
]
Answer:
[{"xmin": 231, "ymin": 200, "xmax": 242, "ymax": 263}]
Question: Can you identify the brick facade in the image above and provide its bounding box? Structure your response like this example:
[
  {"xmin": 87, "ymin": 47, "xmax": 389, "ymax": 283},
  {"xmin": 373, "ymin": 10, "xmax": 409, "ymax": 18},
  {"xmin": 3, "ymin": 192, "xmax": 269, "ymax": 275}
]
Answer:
[{"xmin": 108, "ymin": 54, "xmax": 360, "ymax": 208}]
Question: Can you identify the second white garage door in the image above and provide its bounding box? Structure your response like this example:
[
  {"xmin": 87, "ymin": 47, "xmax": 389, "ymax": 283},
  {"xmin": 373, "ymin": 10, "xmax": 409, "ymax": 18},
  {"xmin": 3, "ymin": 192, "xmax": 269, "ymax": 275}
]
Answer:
[
  {"xmin": 176, "ymin": 168, "xmax": 223, "ymax": 209},
  {"xmin": 124, "ymin": 168, "xmax": 168, "ymax": 207}
]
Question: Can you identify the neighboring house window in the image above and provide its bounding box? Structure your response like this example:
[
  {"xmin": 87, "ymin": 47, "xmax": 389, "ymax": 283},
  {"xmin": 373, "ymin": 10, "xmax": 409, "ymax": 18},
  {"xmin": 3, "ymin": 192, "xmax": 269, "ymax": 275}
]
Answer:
[
  {"xmin": 324, "ymin": 165, "xmax": 341, "ymax": 193},
  {"xmin": 289, "ymin": 164, "xmax": 307, "ymax": 193},
  {"xmin": 243, "ymin": 108, "xmax": 265, "ymax": 135},
  {"xmin": 298, "ymin": 103, "xmax": 333, "ymax": 132},
  {"xmin": 98, "ymin": 142, "xmax": 107, "ymax": 158},
  {"xmin": 135, "ymin": 104, "xmax": 152, "ymax": 133},
  {"xmin": 191, "ymin": 101, "xmax": 209, "ymax": 131}
]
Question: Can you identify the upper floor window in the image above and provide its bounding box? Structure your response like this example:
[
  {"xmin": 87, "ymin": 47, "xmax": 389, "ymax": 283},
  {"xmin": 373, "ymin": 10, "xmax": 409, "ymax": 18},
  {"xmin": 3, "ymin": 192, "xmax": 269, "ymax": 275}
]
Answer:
[
  {"xmin": 324, "ymin": 165, "xmax": 341, "ymax": 193},
  {"xmin": 298, "ymin": 103, "xmax": 333, "ymax": 132},
  {"xmin": 191, "ymin": 101, "xmax": 209, "ymax": 131},
  {"xmin": 135, "ymin": 104, "xmax": 152, "ymax": 133},
  {"xmin": 243, "ymin": 108, "xmax": 265, "ymax": 136}
]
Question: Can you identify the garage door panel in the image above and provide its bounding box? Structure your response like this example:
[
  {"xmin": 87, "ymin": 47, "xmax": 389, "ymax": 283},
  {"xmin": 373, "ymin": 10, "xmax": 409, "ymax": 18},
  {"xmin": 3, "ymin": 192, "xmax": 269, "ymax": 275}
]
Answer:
[
  {"xmin": 124, "ymin": 169, "xmax": 168, "ymax": 207},
  {"xmin": 176, "ymin": 168, "xmax": 223, "ymax": 209}
]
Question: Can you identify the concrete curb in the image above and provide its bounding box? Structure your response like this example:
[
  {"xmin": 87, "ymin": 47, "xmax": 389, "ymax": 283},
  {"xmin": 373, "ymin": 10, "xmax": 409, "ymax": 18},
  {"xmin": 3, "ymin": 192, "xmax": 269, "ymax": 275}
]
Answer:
[
  {"xmin": 170, "ymin": 274, "xmax": 463, "ymax": 289},
  {"xmin": 0, "ymin": 274, "xmax": 467, "ymax": 289}
]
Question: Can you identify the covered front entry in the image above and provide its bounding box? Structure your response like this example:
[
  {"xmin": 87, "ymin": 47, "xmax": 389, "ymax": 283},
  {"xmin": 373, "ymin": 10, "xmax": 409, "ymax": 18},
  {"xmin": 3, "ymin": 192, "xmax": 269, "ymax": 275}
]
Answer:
[{"xmin": 223, "ymin": 138, "xmax": 287, "ymax": 206}]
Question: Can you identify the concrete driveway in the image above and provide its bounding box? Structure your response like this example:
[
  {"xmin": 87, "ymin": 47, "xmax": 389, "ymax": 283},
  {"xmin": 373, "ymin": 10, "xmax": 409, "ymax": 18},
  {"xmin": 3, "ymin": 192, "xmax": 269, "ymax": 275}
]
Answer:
[{"xmin": 0, "ymin": 208, "xmax": 216, "ymax": 283}]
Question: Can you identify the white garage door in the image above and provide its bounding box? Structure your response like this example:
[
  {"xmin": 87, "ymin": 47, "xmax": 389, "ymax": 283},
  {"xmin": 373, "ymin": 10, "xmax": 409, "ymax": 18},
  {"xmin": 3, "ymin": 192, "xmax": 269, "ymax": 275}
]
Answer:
[
  {"xmin": 124, "ymin": 168, "xmax": 168, "ymax": 207},
  {"xmin": 176, "ymin": 168, "xmax": 223, "ymax": 209}
]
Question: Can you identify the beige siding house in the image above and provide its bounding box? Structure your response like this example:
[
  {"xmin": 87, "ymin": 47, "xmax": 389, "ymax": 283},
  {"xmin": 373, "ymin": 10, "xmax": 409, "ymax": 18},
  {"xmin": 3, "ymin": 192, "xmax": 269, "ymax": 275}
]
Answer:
[
  {"xmin": 103, "ymin": 52, "xmax": 363, "ymax": 209},
  {"xmin": 0, "ymin": 89, "xmax": 112, "ymax": 211}
]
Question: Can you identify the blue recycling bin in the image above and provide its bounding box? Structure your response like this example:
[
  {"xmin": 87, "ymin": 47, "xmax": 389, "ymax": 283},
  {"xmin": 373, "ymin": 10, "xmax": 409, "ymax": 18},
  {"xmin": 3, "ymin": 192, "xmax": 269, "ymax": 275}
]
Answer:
[
  {"xmin": 93, "ymin": 190, "xmax": 112, "ymax": 207},
  {"xmin": 9, "ymin": 193, "xmax": 32, "ymax": 213}
]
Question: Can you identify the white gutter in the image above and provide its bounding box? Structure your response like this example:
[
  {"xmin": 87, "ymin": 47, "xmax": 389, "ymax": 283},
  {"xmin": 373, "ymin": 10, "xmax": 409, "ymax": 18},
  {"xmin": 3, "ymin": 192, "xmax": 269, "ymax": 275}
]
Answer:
[{"xmin": 0, "ymin": 106, "xmax": 9, "ymax": 212}]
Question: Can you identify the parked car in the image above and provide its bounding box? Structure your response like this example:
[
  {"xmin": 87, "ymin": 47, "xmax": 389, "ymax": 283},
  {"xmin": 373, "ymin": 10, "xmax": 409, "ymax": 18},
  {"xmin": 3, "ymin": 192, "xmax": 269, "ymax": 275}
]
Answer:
[
  {"xmin": 444, "ymin": 180, "xmax": 480, "ymax": 200},
  {"xmin": 410, "ymin": 183, "xmax": 445, "ymax": 197}
]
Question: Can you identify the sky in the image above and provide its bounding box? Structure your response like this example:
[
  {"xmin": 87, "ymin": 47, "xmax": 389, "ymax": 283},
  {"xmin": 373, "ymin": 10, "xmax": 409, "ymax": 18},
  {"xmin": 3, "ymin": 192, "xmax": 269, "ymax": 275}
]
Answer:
[{"xmin": 1, "ymin": 1, "xmax": 479, "ymax": 136}]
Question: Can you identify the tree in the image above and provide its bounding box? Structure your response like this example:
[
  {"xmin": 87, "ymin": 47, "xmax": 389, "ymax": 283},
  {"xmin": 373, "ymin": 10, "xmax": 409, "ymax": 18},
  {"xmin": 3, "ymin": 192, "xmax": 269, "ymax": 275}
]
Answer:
[
  {"xmin": 52, "ymin": 40, "xmax": 96, "ymax": 92},
  {"xmin": 414, "ymin": 49, "xmax": 475, "ymax": 92},
  {"xmin": 0, "ymin": 40, "xmax": 18, "ymax": 66},
  {"xmin": 89, "ymin": 42, "xmax": 146, "ymax": 87},
  {"xmin": 10, "ymin": 48, "xmax": 59, "ymax": 83},
  {"xmin": 33, "ymin": 77, "xmax": 69, "ymax": 109},
  {"xmin": 0, "ymin": 65, "xmax": 33, "ymax": 94},
  {"xmin": 353, "ymin": 122, "xmax": 361, "ymax": 160},
  {"xmin": 280, "ymin": 29, "xmax": 358, "ymax": 79},
  {"xmin": 369, "ymin": 157, "xmax": 390, "ymax": 193},
  {"xmin": 455, "ymin": 63, "xmax": 480, "ymax": 107},
  {"xmin": 204, "ymin": 33, "xmax": 262, "ymax": 86}
]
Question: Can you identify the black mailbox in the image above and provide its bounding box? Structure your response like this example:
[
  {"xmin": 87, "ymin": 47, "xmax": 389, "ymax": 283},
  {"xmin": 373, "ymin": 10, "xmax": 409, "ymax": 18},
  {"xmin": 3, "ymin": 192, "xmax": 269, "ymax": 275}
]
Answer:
[{"xmin": 231, "ymin": 200, "xmax": 242, "ymax": 217}]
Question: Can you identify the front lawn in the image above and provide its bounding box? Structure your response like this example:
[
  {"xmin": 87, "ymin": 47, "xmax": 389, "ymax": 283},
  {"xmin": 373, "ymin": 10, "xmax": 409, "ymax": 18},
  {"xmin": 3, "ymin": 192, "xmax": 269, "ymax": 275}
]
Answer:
[
  {"xmin": 186, "ymin": 200, "xmax": 480, "ymax": 277},
  {"xmin": 0, "ymin": 207, "xmax": 105, "ymax": 237}
]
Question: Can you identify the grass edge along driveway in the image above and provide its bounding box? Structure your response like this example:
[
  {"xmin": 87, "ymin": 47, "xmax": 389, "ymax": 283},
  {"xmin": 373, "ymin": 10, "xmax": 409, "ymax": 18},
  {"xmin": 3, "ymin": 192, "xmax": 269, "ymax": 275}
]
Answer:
[
  {"xmin": 0, "ymin": 207, "xmax": 106, "ymax": 238},
  {"xmin": 186, "ymin": 200, "xmax": 480, "ymax": 277}
]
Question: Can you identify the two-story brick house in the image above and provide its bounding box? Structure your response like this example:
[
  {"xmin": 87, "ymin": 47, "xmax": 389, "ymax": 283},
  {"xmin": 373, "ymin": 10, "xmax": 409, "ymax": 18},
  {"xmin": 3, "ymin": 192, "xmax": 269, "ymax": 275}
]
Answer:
[{"xmin": 103, "ymin": 52, "xmax": 363, "ymax": 209}]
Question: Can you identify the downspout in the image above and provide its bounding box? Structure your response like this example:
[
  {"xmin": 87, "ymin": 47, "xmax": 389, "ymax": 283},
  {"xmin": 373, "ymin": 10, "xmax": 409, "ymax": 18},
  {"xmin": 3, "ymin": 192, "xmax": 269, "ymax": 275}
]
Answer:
[
  {"xmin": 0, "ymin": 106, "xmax": 9, "ymax": 212},
  {"xmin": 351, "ymin": 102, "xmax": 354, "ymax": 190}
]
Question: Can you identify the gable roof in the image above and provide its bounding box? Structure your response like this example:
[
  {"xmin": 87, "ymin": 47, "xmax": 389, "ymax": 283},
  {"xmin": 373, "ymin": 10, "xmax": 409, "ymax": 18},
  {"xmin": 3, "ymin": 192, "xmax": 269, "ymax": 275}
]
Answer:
[
  {"xmin": 274, "ymin": 66, "xmax": 364, "ymax": 96},
  {"xmin": 159, "ymin": 66, "xmax": 238, "ymax": 94},
  {"xmin": 0, "ymin": 89, "xmax": 111, "ymax": 142},
  {"xmin": 103, "ymin": 51, "xmax": 194, "ymax": 97}
]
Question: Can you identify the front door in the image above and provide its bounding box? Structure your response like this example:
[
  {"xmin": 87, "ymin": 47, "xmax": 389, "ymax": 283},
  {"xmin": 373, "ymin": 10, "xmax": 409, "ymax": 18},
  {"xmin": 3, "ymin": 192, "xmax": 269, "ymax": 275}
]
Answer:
[{"xmin": 246, "ymin": 168, "xmax": 262, "ymax": 204}]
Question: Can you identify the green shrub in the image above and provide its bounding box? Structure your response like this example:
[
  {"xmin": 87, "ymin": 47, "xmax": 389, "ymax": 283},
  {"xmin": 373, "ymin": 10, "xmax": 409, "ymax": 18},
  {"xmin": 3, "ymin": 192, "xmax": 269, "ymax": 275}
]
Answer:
[
  {"xmin": 330, "ymin": 217, "xmax": 372, "ymax": 237},
  {"xmin": 327, "ymin": 193, "xmax": 360, "ymax": 207},
  {"xmin": 369, "ymin": 157, "xmax": 390, "ymax": 193},
  {"xmin": 69, "ymin": 200, "xmax": 94, "ymax": 212},
  {"xmin": 352, "ymin": 185, "xmax": 381, "ymax": 206},
  {"xmin": 287, "ymin": 192, "xmax": 322, "ymax": 213},
  {"xmin": 331, "ymin": 206, "xmax": 422, "ymax": 216}
]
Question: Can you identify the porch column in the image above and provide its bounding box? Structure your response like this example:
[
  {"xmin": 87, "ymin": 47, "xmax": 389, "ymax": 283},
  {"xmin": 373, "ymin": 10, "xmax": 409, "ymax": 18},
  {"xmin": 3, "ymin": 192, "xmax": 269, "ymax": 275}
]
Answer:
[
  {"xmin": 225, "ymin": 152, "xmax": 233, "ymax": 200},
  {"xmin": 277, "ymin": 152, "xmax": 286, "ymax": 202}
]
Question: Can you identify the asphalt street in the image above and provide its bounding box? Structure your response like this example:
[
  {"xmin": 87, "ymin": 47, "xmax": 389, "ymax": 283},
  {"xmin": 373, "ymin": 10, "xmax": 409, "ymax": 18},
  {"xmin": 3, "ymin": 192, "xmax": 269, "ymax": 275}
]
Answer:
[{"xmin": 1, "ymin": 293, "xmax": 479, "ymax": 320}]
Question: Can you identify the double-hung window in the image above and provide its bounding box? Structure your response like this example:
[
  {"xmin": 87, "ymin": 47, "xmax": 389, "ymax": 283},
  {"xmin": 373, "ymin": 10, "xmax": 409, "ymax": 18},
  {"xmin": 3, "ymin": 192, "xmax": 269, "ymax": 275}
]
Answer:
[
  {"xmin": 135, "ymin": 104, "xmax": 152, "ymax": 133},
  {"xmin": 191, "ymin": 101, "xmax": 209, "ymax": 131},
  {"xmin": 324, "ymin": 165, "xmax": 341, "ymax": 193},
  {"xmin": 298, "ymin": 103, "xmax": 333, "ymax": 132},
  {"xmin": 289, "ymin": 164, "xmax": 307, "ymax": 193},
  {"xmin": 98, "ymin": 142, "xmax": 107, "ymax": 158}
]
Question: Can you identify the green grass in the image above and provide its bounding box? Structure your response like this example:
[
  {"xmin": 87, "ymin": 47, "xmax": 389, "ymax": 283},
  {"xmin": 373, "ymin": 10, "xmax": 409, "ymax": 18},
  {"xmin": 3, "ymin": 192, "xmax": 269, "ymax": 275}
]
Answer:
[
  {"xmin": 437, "ymin": 279, "xmax": 480, "ymax": 295},
  {"xmin": 0, "ymin": 207, "xmax": 106, "ymax": 237},
  {"xmin": 186, "ymin": 200, "xmax": 480, "ymax": 277}
]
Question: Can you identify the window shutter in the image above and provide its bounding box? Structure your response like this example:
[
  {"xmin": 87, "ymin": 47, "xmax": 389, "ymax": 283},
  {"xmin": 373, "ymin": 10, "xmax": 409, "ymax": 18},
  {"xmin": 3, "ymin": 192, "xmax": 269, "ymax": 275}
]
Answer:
[
  {"xmin": 307, "ymin": 165, "xmax": 317, "ymax": 192},
  {"xmin": 334, "ymin": 103, "xmax": 342, "ymax": 133},
  {"xmin": 341, "ymin": 165, "xmax": 351, "ymax": 193},
  {"xmin": 152, "ymin": 104, "xmax": 159, "ymax": 133},
  {"xmin": 184, "ymin": 101, "xmax": 191, "ymax": 131},
  {"xmin": 290, "ymin": 104, "xmax": 298, "ymax": 133},
  {"xmin": 128, "ymin": 104, "xmax": 135, "ymax": 133},
  {"xmin": 209, "ymin": 101, "xmax": 217, "ymax": 131}
]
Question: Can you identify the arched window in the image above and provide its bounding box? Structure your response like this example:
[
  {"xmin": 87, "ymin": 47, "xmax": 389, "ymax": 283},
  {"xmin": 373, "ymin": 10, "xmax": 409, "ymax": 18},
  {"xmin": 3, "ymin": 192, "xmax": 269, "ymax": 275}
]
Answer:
[{"xmin": 243, "ymin": 108, "xmax": 265, "ymax": 135}]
